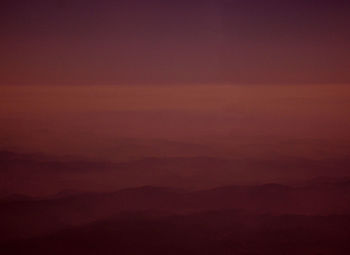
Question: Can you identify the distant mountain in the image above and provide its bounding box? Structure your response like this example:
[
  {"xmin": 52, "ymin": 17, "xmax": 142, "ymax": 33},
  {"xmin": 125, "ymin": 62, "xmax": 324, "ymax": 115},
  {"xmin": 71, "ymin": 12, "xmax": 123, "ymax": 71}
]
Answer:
[
  {"xmin": 2, "ymin": 211, "xmax": 350, "ymax": 255},
  {"xmin": 302, "ymin": 176, "xmax": 350, "ymax": 187},
  {"xmin": 2, "ymin": 149, "xmax": 350, "ymax": 196},
  {"xmin": 1, "ymin": 180, "xmax": 350, "ymax": 242}
]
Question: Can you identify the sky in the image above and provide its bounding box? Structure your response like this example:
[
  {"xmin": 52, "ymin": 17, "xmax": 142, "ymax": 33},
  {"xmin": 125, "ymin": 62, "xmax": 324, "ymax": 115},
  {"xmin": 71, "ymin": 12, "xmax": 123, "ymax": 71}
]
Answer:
[
  {"xmin": 1, "ymin": 0, "xmax": 350, "ymax": 194},
  {"xmin": 1, "ymin": 84, "xmax": 350, "ymax": 160},
  {"xmin": 1, "ymin": 0, "xmax": 350, "ymax": 85}
]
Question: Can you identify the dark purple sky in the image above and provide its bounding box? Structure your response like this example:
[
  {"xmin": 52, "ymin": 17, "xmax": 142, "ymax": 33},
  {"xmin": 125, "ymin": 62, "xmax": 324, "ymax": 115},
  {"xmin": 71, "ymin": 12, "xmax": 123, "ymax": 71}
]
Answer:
[{"xmin": 1, "ymin": 0, "xmax": 350, "ymax": 85}]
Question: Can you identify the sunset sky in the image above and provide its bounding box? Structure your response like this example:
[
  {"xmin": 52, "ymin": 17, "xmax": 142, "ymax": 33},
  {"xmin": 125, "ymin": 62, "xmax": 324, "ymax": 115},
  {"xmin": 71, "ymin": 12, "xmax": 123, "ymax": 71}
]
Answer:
[
  {"xmin": 1, "ymin": 0, "xmax": 350, "ymax": 85},
  {"xmin": 1, "ymin": 0, "xmax": 350, "ymax": 194}
]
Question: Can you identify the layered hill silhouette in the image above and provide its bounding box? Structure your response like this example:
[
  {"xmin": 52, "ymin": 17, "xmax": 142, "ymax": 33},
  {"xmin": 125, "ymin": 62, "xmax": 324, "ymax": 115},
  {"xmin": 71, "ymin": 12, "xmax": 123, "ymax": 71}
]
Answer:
[
  {"xmin": 2, "ymin": 150, "xmax": 350, "ymax": 254},
  {"xmin": 2, "ymin": 149, "xmax": 350, "ymax": 195},
  {"xmin": 2, "ymin": 211, "xmax": 350, "ymax": 255},
  {"xmin": 1, "ymin": 179, "xmax": 350, "ymax": 242}
]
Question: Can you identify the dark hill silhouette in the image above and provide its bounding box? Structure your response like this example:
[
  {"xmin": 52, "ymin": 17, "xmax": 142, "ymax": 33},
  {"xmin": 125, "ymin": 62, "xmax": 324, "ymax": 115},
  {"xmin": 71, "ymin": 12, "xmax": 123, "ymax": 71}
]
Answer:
[
  {"xmin": 1, "ymin": 180, "xmax": 350, "ymax": 242},
  {"xmin": 2, "ymin": 211, "xmax": 350, "ymax": 255},
  {"xmin": 2, "ymin": 150, "xmax": 350, "ymax": 195}
]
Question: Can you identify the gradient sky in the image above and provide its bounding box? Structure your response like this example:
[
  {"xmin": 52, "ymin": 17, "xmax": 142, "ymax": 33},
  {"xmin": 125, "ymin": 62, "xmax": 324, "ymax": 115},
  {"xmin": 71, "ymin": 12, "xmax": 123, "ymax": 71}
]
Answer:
[
  {"xmin": 1, "ymin": 0, "xmax": 350, "ymax": 160},
  {"xmin": 1, "ymin": 1, "xmax": 350, "ymax": 195},
  {"xmin": 1, "ymin": 0, "xmax": 350, "ymax": 85},
  {"xmin": 1, "ymin": 84, "xmax": 350, "ymax": 161}
]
